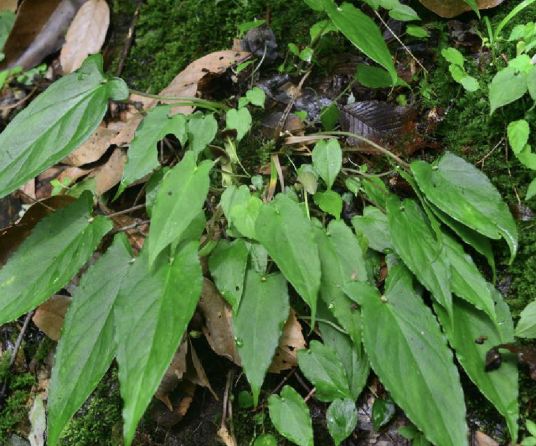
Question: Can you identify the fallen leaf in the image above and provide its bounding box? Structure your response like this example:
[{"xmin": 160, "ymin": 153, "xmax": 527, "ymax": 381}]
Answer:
[
  {"xmin": 59, "ymin": 0, "xmax": 109, "ymax": 73},
  {"xmin": 475, "ymin": 431, "xmax": 499, "ymax": 446},
  {"xmin": 186, "ymin": 338, "xmax": 219, "ymax": 400},
  {"xmin": 155, "ymin": 338, "xmax": 188, "ymax": 410},
  {"xmin": 89, "ymin": 148, "xmax": 127, "ymax": 195},
  {"xmin": 419, "ymin": 0, "xmax": 505, "ymax": 18},
  {"xmin": 0, "ymin": 0, "xmax": 18, "ymax": 12},
  {"xmin": 62, "ymin": 124, "xmax": 120, "ymax": 166},
  {"xmin": 152, "ymin": 381, "xmax": 196, "ymax": 429},
  {"xmin": 32, "ymin": 294, "xmax": 71, "ymax": 341},
  {"xmin": 28, "ymin": 394, "xmax": 46, "ymax": 446},
  {"xmin": 19, "ymin": 179, "xmax": 36, "ymax": 202},
  {"xmin": 269, "ymin": 309, "xmax": 306, "ymax": 373},
  {"xmin": 0, "ymin": 0, "xmax": 88, "ymax": 70},
  {"xmin": 112, "ymin": 50, "xmax": 251, "ymax": 147},
  {"xmin": 57, "ymin": 166, "xmax": 91, "ymax": 186},
  {"xmin": 217, "ymin": 426, "xmax": 238, "ymax": 446}
]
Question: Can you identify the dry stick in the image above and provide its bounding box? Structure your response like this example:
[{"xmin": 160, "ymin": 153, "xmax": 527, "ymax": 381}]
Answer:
[
  {"xmin": 0, "ymin": 86, "xmax": 38, "ymax": 111},
  {"xmin": 0, "ymin": 311, "xmax": 35, "ymax": 403},
  {"xmin": 303, "ymin": 387, "xmax": 317, "ymax": 403},
  {"xmin": 104, "ymin": 204, "xmax": 146, "ymax": 219},
  {"xmin": 110, "ymin": 219, "xmax": 150, "ymax": 234},
  {"xmin": 374, "ymin": 10, "xmax": 428, "ymax": 75},
  {"xmin": 220, "ymin": 369, "xmax": 238, "ymax": 445},
  {"xmin": 271, "ymin": 369, "xmax": 297, "ymax": 396},
  {"xmin": 116, "ymin": 0, "xmax": 143, "ymax": 77},
  {"xmin": 476, "ymin": 137, "xmax": 504, "ymax": 167}
]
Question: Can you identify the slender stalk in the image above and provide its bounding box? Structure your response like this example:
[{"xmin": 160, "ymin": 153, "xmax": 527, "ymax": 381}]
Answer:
[
  {"xmin": 315, "ymin": 131, "xmax": 412, "ymax": 171},
  {"xmin": 298, "ymin": 316, "xmax": 348, "ymax": 335},
  {"xmin": 128, "ymin": 88, "xmax": 230, "ymax": 111}
]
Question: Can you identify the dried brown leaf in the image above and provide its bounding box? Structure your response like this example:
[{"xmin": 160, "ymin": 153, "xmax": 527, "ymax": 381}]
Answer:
[
  {"xmin": 112, "ymin": 50, "xmax": 251, "ymax": 147},
  {"xmin": 269, "ymin": 309, "xmax": 306, "ymax": 373},
  {"xmin": 32, "ymin": 294, "xmax": 71, "ymax": 341},
  {"xmin": 186, "ymin": 339, "xmax": 219, "ymax": 400},
  {"xmin": 155, "ymin": 338, "xmax": 188, "ymax": 410},
  {"xmin": 217, "ymin": 426, "xmax": 238, "ymax": 446},
  {"xmin": 60, "ymin": 0, "xmax": 109, "ymax": 73},
  {"xmin": 0, "ymin": 0, "xmax": 88, "ymax": 70},
  {"xmin": 89, "ymin": 148, "xmax": 127, "ymax": 196},
  {"xmin": 419, "ymin": 0, "xmax": 505, "ymax": 18},
  {"xmin": 475, "ymin": 431, "xmax": 499, "ymax": 446},
  {"xmin": 62, "ymin": 124, "xmax": 120, "ymax": 166},
  {"xmin": 0, "ymin": 0, "xmax": 18, "ymax": 12}
]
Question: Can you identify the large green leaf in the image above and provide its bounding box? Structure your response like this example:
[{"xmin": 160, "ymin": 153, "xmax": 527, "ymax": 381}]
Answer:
[
  {"xmin": 319, "ymin": 317, "xmax": 369, "ymax": 401},
  {"xmin": 208, "ymin": 239, "xmax": 249, "ymax": 312},
  {"xmin": 233, "ymin": 271, "xmax": 290, "ymax": 405},
  {"xmin": 442, "ymin": 232, "xmax": 496, "ymax": 322},
  {"xmin": 118, "ymin": 105, "xmax": 187, "ymax": 195},
  {"xmin": 312, "ymin": 139, "xmax": 342, "ymax": 190},
  {"xmin": 359, "ymin": 266, "xmax": 468, "ymax": 446},
  {"xmin": 516, "ymin": 301, "xmax": 536, "ymax": 338},
  {"xmin": 256, "ymin": 194, "xmax": 321, "ymax": 324},
  {"xmin": 351, "ymin": 206, "xmax": 393, "ymax": 253},
  {"xmin": 326, "ymin": 399, "xmax": 358, "ymax": 446},
  {"xmin": 412, "ymin": 152, "xmax": 518, "ymax": 262},
  {"xmin": 47, "ymin": 234, "xmax": 133, "ymax": 446},
  {"xmin": 188, "ymin": 113, "xmax": 218, "ymax": 153},
  {"xmin": 148, "ymin": 151, "xmax": 213, "ymax": 267},
  {"xmin": 386, "ymin": 196, "xmax": 452, "ymax": 319},
  {"xmin": 115, "ymin": 241, "xmax": 202, "ymax": 446},
  {"xmin": 0, "ymin": 55, "xmax": 128, "ymax": 199},
  {"xmin": 0, "ymin": 192, "xmax": 112, "ymax": 325},
  {"xmin": 489, "ymin": 67, "xmax": 527, "ymax": 115},
  {"xmin": 297, "ymin": 340, "xmax": 353, "ymax": 402},
  {"xmin": 434, "ymin": 287, "xmax": 519, "ymax": 442},
  {"xmin": 268, "ymin": 386, "xmax": 314, "ymax": 446},
  {"xmin": 314, "ymin": 222, "xmax": 366, "ymax": 348},
  {"xmin": 321, "ymin": 0, "xmax": 396, "ymax": 82}
]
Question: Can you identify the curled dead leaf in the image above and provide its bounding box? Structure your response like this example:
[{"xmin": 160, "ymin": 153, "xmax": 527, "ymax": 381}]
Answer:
[
  {"xmin": 269, "ymin": 309, "xmax": 306, "ymax": 373},
  {"xmin": 60, "ymin": 0, "xmax": 109, "ymax": 73},
  {"xmin": 62, "ymin": 124, "xmax": 121, "ymax": 167},
  {"xmin": 186, "ymin": 338, "xmax": 219, "ymax": 400},
  {"xmin": 112, "ymin": 50, "xmax": 251, "ymax": 147},
  {"xmin": 155, "ymin": 338, "xmax": 188, "ymax": 411},
  {"xmin": 419, "ymin": 0, "xmax": 505, "ymax": 18},
  {"xmin": 32, "ymin": 294, "xmax": 71, "ymax": 341},
  {"xmin": 89, "ymin": 148, "xmax": 127, "ymax": 196}
]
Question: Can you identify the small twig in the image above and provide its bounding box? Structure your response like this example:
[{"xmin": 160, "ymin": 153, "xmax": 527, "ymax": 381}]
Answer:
[
  {"xmin": 271, "ymin": 369, "xmax": 296, "ymax": 396},
  {"xmin": 476, "ymin": 137, "xmax": 504, "ymax": 167},
  {"xmin": 110, "ymin": 219, "xmax": 150, "ymax": 234},
  {"xmin": 0, "ymin": 311, "xmax": 34, "ymax": 402},
  {"xmin": 0, "ymin": 86, "xmax": 38, "ymax": 111},
  {"xmin": 16, "ymin": 190, "xmax": 55, "ymax": 212},
  {"xmin": 116, "ymin": 0, "xmax": 142, "ymax": 77},
  {"xmin": 103, "ymin": 204, "xmax": 146, "ymax": 219},
  {"xmin": 374, "ymin": 10, "xmax": 428, "ymax": 75},
  {"xmin": 205, "ymin": 199, "xmax": 230, "ymax": 242},
  {"xmin": 303, "ymin": 387, "xmax": 316, "ymax": 403}
]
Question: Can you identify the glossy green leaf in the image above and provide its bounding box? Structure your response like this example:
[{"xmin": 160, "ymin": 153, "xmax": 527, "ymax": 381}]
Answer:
[
  {"xmin": 386, "ymin": 196, "xmax": 452, "ymax": 319},
  {"xmin": 426, "ymin": 201, "xmax": 496, "ymax": 280},
  {"xmin": 47, "ymin": 234, "xmax": 133, "ymax": 446},
  {"xmin": 527, "ymin": 177, "xmax": 536, "ymax": 200},
  {"xmin": 0, "ymin": 55, "xmax": 128, "ymax": 199},
  {"xmin": 351, "ymin": 207, "xmax": 393, "ymax": 253},
  {"xmin": 246, "ymin": 87, "xmax": 266, "ymax": 108},
  {"xmin": 314, "ymin": 221, "xmax": 367, "ymax": 347},
  {"xmin": 442, "ymin": 232, "xmax": 496, "ymax": 322},
  {"xmin": 320, "ymin": 103, "xmax": 340, "ymax": 131},
  {"xmin": 518, "ymin": 145, "xmax": 536, "ymax": 169},
  {"xmin": 115, "ymin": 241, "xmax": 202, "ymax": 446},
  {"xmin": 148, "ymin": 152, "xmax": 213, "ymax": 267},
  {"xmin": 406, "ymin": 25, "xmax": 429, "ymax": 38},
  {"xmin": 312, "ymin": 138, "xmax": 342, "ymax": 189},
  {"xmin": 314, "ymin": 190, "xmax": 342, "ymax": 219},
  {"xmin": 412, "ymin": 152, "xmax": 518, "ymax": 263},
  {"xmin": 435, "ymin": 286, "xmax": 518, "ymax": 442},
  {"xmin": 247, "ymin": 241, "xmax": 269, "ymax": 274},
  {"xmin": 226, "ymin": 107, "xmax": 252, "ymax": 141},
  {"xmin": 0, "ymin": 192, "xmax": 112, "ymax": 325},
  {"xmin": 362, "ymin": 177, "xmax": 389, "ymax": 208},
  {"xmin": 360, "ymin": 265, "xmax": 468, "ymax": 446},
  {"xmin": 321, "ymin": 0, "xmax": 396, "ymax": 82},
  {"xmin": 298, "ymin": 340, "xmax": 352, "ymax": 402},
  {"xmin": 327, "ymin": 399, "xmax": 358, "ymax": 446},
  {"xmin": 230, "ymin": 195, "xmax": 263, "ymax": 239},
  {"xmin": 372, "ymin": 396, "xmax": 396, "ymax": 431},
  {"xmin": 354, "ymin": 64, "xmax": 406, "ymax": 88},
  {"xmin": 119, "ymin": 106, "xmax": 186, "ymax": 195},
  {"xmin": 319, "ymin": 316, "xmax": 369, "ymax": 401},
  {"xmin": 233, "ymin": 271, "xmax": 290, "ymax": 405},
  {"xmin": 268, "ymin": 386, "xmax": 314, "ymax": 446},
  {"xmin": 145, "ymin": 168, "xmax": 170, "ymax": 217},
  {"xmin": 460, "ymin": 76, "xmax": 479, "ymax": 92},
  {"xmin": 528, "ymin": 420, "xmax": 536, "ymax": 437},
  {"xmin": 188, "ymin": 113, "xmax": 217, "ymax": 154},
  {"xmin": 442, "ymin": 48, "xmax": 464, "ymax": 66},
  {"xmin": 389, "ymin": 4, "xmax": 419, "ymax": 21},
  {"xmin": 254, "ymin": 434, "xmax": 277, "ymax": 446},
  {"xmin": 508, "ymin": 119, "xmax": 530, "ymax": 154},
  {"xmin": 208, "ymin": 239, "xmax": 249, "ymax": 312},
  {"xmin": 221, "ymin": 185, "xmax": 250, "ymax": 230},
  {"xmin": 0, "ymin": 10, "xmax": 15, "ymax": 50},
  {"xmin": 528, "ymin": 68, "xmax": 536, "ymax": 100},
  {"xmin": 490, "ymin": 67, "xmax": 527, "ymax": 114},
  {"xmin": 516, "ymin": 301, "xmax": 536, "ymax": 338},
  {"xmin": 256, "ymin": 194, "xmax": 321, "ymax": 324}
]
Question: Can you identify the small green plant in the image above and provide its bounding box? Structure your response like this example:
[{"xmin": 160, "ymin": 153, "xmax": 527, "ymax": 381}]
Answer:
[
  {"xmin": 441, "ymin": 47, "xmax": 479, "ymax": 92},
  {"xmin": 521, "ymin": 420, "xmax": 536, "ymax": 446}
]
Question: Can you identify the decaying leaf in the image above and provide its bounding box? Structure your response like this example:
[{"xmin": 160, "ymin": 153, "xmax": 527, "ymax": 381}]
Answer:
[
  {"xmin": 62, "ymin": 124, "xmax": 121, "ymax": 167},
  {"xmin": 0, "ymin": 0, "xmax": 88, "ymax": 70},
  {"xmin": 60, "ymin": 0, "xmax": 109, "ymax": 73},
  {"xmin": 155, "ymin": 338, "xmax": 188, "ymax": 410},
  {"xmin": 152, "ymin": 381, "xmax": 196, "ymax": 429},
  {"xmin": 112, "ymin": 50, "xmax": 251, "ymax": 147},
  {"xmin": 89, "ymin": 148, "xmax": 127, "ymax": 196},
  {"xmin": 29, "ymin": 394, "xmax": 46, "ymax": 446},
  {"xmin": 340, "ymin": 101, "xmax": 414, "ymax": 147},
  {"xmin": 419, "ymin": 0, "xmax": 505, "ymax": 18},
  {"xmin": 33, "ymin": 294, "xmax": 71, "ymax": 341},
  {"xmin": 269, "ymin": 309, "xmax": 306, "ymax": 373},
  {"xmin": 486, "ymin": 343, "xmax": 536, "ymax": 380},
  {"xmin": 186, "ymin": 338, "xmax": 218, "ymax": 400},
  {"xmin": 475, "ymin": 431, "xmax": 499, "ymax": 446},
  {"xmin": 0, "ymin": 0, "xmax": 18, "ymax": 12},
  {"xmin": 218, "ymin": 426, "xmax": 238, "ymax": 446}
]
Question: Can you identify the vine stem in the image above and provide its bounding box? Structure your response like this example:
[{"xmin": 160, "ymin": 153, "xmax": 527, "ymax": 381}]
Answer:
[
  {"xmin": 127, "ymin": 88, "xmax": 230, "ymax": 111},
  {"xmin": 315, "ymin": 131, "xmax": 412, "ymax": 171},
  {"xmin": 297, "ymin": 316, "xmax": 348, "ymax": 335}
]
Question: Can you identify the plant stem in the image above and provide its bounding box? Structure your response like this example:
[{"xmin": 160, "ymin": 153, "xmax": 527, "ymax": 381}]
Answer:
[
  {"xmin": 298, "ymin": 315, "xmax": 348, "ymax": 335},
  {"xmin": 128, "ymin": 88, "xmax": 230, "ymax": 111},
  {"xmin": 315, "ymin": 131, "xmax": 412, "ymax": 171}
]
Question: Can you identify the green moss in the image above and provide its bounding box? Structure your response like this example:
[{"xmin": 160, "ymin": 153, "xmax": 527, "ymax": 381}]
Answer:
[
  {"xmin": 0, "ymin": 368, "xmax": 35, "ymax": 442},
  {"xmin": 120, "ymin": 0, "xmax": 319, "ymax": 92},
  {"xmin": 59, "ymin": 369, "xmax": 122, "ymax": 446}
]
